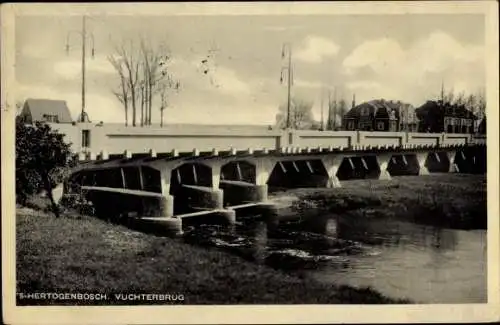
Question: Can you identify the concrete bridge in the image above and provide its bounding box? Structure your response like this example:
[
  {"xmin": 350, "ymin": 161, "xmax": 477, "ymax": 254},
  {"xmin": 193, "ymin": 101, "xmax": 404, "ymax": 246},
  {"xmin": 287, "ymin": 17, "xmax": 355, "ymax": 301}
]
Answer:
[{"xmin": 61, "ymin": 127, "xmax": 486, "ymax": 235}]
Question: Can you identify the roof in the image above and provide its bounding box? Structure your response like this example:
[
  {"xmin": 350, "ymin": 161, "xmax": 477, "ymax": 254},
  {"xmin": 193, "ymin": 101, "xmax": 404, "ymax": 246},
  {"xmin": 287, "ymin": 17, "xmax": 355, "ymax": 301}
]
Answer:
[
  {"xmin": 345, "ymin": 99, "xmax": 416, "ymax": 121},
  {"xmin": 23, "ymin": 98, "xmax": 73, "ymax": 123},
  {"xmin": 415, "ymin": 100, "xmax": 478, "ymax": 120}
]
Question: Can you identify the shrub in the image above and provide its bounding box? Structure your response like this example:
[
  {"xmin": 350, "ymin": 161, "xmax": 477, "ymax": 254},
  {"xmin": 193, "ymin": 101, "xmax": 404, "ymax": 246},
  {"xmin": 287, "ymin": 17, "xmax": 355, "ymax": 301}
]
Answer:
[{"xmin": 16, "ymin": 119, "xmax": 76, "ymax": 217}]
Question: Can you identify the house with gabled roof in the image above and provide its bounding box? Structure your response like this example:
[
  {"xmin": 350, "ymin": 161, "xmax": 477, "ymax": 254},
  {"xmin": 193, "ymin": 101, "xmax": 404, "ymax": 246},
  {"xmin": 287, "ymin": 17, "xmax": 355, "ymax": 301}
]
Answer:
[
  {"xmin": 342, "ymin": 99, "xmax": 417, "ymax": 132},
  {"xmin": 415, "ymin": 100, "xmax": 477, "ymax": 133},
  {"xmin": 18, "ymin": 98, "xmax": 74, "ymax": 124}
]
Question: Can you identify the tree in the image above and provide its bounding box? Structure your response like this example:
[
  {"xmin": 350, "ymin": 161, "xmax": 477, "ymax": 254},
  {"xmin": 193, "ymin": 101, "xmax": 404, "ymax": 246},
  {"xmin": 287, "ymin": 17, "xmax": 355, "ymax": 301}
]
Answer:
[
  {"xmin": 337, "ymin": 98, "xmax": 348, "ymax": 130},
  {"xmin": 16, "ymin": 120, "xmax": 76, "ymax": 217},
  {"xmin": 108, "ymin": 41, "xmax": 141, "ymax": 126},
  {"xmin": 109, "ymin": 38, "xmax": 178, "ymax": 127},
  {"xmin": 108, "ymin": 52, "xmax": 131, "ymax": 126},
  {"xmin": 326, "ymin": 93, "xmax": 336, "ymax": 131},
  {"xmin": 275, "ymin": 98, "xmax": 319, "ymax": 130}
]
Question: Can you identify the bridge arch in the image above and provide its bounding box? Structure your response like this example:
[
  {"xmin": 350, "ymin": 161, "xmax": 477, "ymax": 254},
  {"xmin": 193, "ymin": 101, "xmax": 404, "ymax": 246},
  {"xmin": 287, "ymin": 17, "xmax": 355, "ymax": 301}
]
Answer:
[
  {"xmin": 267, "ymin": 159, "xmax": 330, "ymax": 188},
  {"xmin": 220, "ymin": 160, "xmax": 256, "ymax": 184},
  {"xmin": 169, "ymin": 162, "xmax": 213, "ymax": 193}
]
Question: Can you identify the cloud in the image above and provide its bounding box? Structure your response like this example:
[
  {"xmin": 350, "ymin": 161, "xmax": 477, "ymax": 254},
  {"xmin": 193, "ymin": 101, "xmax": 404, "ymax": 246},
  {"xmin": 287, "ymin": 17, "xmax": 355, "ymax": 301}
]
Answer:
[
  {"xmin": 346, "ymin": 80, "xmax": 381, "ymax": 91},
  {"xmin": 343, "ymin": 38, "xmax": 405, "ymax": 75},
  {"xmin": 53, "ymin": 55, "xmax": 116, "ymax": 80},
  {"xmin": 294, "ymin": 79, "xmax": 325, "ymax": 89},
  {"xmin": 295, "ymin": 36, "xmax": 340, "ymax": 63},
  {"xmin": 342, "ymin": 30, "xmax": 485, "ymax": 105},
  {"xmin": 167, "ymin": 58, "xmax": 251, "ymax": 95}
]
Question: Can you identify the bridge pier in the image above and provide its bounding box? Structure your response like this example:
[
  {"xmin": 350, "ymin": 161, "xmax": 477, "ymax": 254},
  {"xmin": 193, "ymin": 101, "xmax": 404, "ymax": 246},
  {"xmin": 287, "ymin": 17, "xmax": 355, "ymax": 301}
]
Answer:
[
  {"xmin": 376, "ymin": 153, "xmax": 392, "ymax": 180},
  {"xmin": 415, "ymin": 152, "xmax": 430, "ymax": 176},
  {"xmin": 220, "ymin": 158, "xmax": 272, "ymax": 206},
  {"xmin": 158, "ymin": 165, "xmax": 175, "ymax": 218},
  {"xmin": 447, "ymin": 151, "xmax": 459, "ymax": 173},
  {"xmin": 321, "ymin": 155, "xmax": 343, "ymax": 188}
]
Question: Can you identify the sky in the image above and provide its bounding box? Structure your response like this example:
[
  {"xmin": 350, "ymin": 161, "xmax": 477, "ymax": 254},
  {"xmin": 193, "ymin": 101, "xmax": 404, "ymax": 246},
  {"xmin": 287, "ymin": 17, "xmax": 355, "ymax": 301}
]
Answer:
[{"xmin": 15, "ymin": 12, "xmax": 486, "ymax": 125}]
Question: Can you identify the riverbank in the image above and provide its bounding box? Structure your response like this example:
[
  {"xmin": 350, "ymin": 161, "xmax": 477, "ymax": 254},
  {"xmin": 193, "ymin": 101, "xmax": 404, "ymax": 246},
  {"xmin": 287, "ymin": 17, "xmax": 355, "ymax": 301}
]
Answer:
[
  {"xmin": 287, "ymin": 174, "xmax": 486, "ymax": 230},
  {"xmin": 16, "ymin": 208, "xmax": 409, "ymax": 305}
]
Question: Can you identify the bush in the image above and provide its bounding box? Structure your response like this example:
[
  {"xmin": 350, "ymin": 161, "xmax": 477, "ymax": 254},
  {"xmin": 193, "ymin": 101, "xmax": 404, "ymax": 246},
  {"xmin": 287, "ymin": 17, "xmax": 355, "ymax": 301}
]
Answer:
[{"xmin": 16, "ymin": 119, "xmax": 76, "ymax": 217}]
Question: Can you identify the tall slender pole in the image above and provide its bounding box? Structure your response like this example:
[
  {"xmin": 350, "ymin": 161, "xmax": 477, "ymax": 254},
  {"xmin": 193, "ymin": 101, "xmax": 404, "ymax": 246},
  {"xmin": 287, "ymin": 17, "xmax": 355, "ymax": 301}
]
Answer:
[
  {"xmin": 81, "ymin": 16, "xmax": 86, "ymax": 122},
  {"xmin": 286, "ymin": 45, "xmax": 292, "ymax": 129},
  {"xmin": 66, "ymin": 15, "xmax": 94, "ymax": 123}
]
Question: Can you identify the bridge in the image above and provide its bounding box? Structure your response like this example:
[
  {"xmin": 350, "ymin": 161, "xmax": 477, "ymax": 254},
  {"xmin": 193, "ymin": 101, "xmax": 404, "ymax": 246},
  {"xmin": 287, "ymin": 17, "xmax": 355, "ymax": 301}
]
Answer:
[{"xmin": 58, "ymin": 124, "xmax": 486, "ymax": 235}]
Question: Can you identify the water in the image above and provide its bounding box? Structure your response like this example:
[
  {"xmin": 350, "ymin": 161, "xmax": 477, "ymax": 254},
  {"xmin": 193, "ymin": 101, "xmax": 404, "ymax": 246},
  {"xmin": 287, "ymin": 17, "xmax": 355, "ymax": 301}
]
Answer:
[{"xmin": 183, "ymin": 193, "xmax": 487, "ymax": 304}]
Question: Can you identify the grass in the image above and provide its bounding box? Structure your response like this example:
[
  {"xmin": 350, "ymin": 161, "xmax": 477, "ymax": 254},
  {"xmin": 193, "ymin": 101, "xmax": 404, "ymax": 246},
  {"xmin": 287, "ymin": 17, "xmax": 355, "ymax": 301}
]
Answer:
[
  {"xmin": 16, "ymin": 209, "xmax": 409, "ymax": 305},
  {"xmin": 290, "ymin": 174, "xmax": 487, "ymax": 230}
]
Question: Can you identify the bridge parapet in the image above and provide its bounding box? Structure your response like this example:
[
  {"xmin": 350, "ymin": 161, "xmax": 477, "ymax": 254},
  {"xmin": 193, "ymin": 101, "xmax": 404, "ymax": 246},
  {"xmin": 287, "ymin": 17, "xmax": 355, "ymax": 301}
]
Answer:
[{"xmin": 49, "ymin": 122, "xmax": 486, "ymax": 156}]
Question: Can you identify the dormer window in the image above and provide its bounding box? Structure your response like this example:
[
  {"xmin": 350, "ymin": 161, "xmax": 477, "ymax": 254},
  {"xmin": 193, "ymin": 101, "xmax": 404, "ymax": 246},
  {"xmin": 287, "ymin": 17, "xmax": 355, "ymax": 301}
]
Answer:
[{"xmin": 42, "ymin": 114, "xmax": 59, "ymax": 123}]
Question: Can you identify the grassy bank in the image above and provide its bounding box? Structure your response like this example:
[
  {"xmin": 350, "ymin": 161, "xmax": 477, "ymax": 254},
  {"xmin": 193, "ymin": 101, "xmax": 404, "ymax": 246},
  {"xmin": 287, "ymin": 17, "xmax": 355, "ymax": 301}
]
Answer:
[
  {"xmin": 289, "ymin": 174, "xmax": 486, "ymax": 230},
  {"xmin": 16, "ymin": 209, "xmax": 409, "ymax": 305}
]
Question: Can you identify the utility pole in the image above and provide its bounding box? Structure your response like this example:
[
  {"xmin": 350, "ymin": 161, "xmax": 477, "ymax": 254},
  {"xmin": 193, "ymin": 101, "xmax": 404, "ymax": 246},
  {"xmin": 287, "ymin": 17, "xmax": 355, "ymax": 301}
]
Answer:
[
  {"xmin": 81, "ymin": 16, "xmax": 86, "ymax": 122},
  {"xmin": 66, "ymin": 15, "xmax": 95, "ymax": 122},
  {"xmin": 280, "ymin": 43, "xmax": 293, "ymax": 129}
]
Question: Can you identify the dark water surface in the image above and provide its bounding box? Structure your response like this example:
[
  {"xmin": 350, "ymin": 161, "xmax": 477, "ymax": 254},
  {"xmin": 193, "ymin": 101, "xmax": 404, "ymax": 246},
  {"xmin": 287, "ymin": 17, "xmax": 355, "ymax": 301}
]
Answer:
[{"xmin": 183, "ymin": 192, "xmax": 487, "ymax": 304}]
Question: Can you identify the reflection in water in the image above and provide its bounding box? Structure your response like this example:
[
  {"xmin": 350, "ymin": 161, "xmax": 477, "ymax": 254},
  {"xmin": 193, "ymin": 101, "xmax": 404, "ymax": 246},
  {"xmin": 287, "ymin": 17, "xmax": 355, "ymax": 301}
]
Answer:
[
  {"xmin": 253, "ymin": 221, "xmax": 268, "ymax": 264},
  {"xmin": 183, "ymin": 201, "xmax": 486, "ymax": 304},
  {"xmin": 306, "ymin": 214, "xmax": 485, "ymax": 303}
]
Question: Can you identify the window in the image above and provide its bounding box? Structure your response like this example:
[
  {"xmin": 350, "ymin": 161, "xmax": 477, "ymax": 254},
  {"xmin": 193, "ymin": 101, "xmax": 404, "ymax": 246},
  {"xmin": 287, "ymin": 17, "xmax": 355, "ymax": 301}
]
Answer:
[
  {"xmin": 82, "ymin": 130, "xmax": 91, "ymax": 148},
  {"xmin": 43, "ymin": 114, "xmax": 59, "ymax": 123},
  {"xmin": 377, "ymin": 121, "xmax": 385, "ymax": 131},
  {"xmin": 347, "ymin": 121, "xmax": 354, "ymax": 130}
]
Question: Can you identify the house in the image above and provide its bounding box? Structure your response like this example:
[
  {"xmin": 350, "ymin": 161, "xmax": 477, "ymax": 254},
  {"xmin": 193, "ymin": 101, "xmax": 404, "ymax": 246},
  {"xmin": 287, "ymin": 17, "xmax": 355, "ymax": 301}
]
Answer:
[
  {"xmin": 342, "ymin": 99, "xmax": 417, "ymax": 132},
  {"xmin": 18, "ymin": 98, "xmax": 73, "ymax": 124},
  {"xmin": 415, "ymin": 100, "xmax": 476, "ymax": 133}
]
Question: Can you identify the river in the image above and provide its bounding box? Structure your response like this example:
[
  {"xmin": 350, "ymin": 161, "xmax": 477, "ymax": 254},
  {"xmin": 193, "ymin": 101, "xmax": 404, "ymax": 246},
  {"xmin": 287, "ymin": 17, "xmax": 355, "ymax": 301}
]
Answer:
[{"xmin": 183, "ymin": 191, "xmax": 487, "ymax": 304}]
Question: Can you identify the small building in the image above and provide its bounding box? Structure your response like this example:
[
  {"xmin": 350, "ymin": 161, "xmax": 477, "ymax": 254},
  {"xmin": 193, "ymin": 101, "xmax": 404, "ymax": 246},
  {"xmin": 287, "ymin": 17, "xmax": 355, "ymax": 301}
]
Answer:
[
  {"xmin": 342, "ymin": 99, "xmax": 417, "ymax": 132},
  {"xmin": 18, "ymin": 98, "xmax": 73, "ymax": 124}
]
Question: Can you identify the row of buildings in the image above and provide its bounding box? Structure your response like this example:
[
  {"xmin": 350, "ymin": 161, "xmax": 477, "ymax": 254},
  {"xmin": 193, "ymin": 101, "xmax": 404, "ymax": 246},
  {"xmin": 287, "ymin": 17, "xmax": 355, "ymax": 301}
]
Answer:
[{"xmin": 339, "ymin": 98, "xmax": 486, "ymax": 134}]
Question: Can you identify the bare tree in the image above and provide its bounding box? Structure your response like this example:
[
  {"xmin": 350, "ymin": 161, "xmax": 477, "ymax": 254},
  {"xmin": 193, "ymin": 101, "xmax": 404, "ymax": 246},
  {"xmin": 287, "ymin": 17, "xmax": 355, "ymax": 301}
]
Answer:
[
  {"xmin": 327, "ymin": 93, "xmax": 336, "ymax": 131},
  {"xmin": 140, "ymin": 39, "xmax": 172, "ymax": 126},
  {"xmin": 476, "ymin": 90, "xmax": 486, "ymax": 118},
  {"xmin": 275, "ymin": 98, "xmax": 318, "ymax": 130},
  {"xmin": 109, "ymin": 37, "xmax": 179, "ymax": 127},
  {"xmin": 108, "ymin": 51, "xmax": 131, "ymax": 126},
  {"xmin": 139, "ymin": 80, "xmax": 146, "ymax": 126},
  {"xmin": 159, "ymin": 84, "xmax": 167, "ymax": 127},
  {"xmin": 108, "ymin": 41, "xmax": 141, "ymax": 126},
  {"xmin": 337, "ymin": 97, "xmax": 348, "ymax": 129}
]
